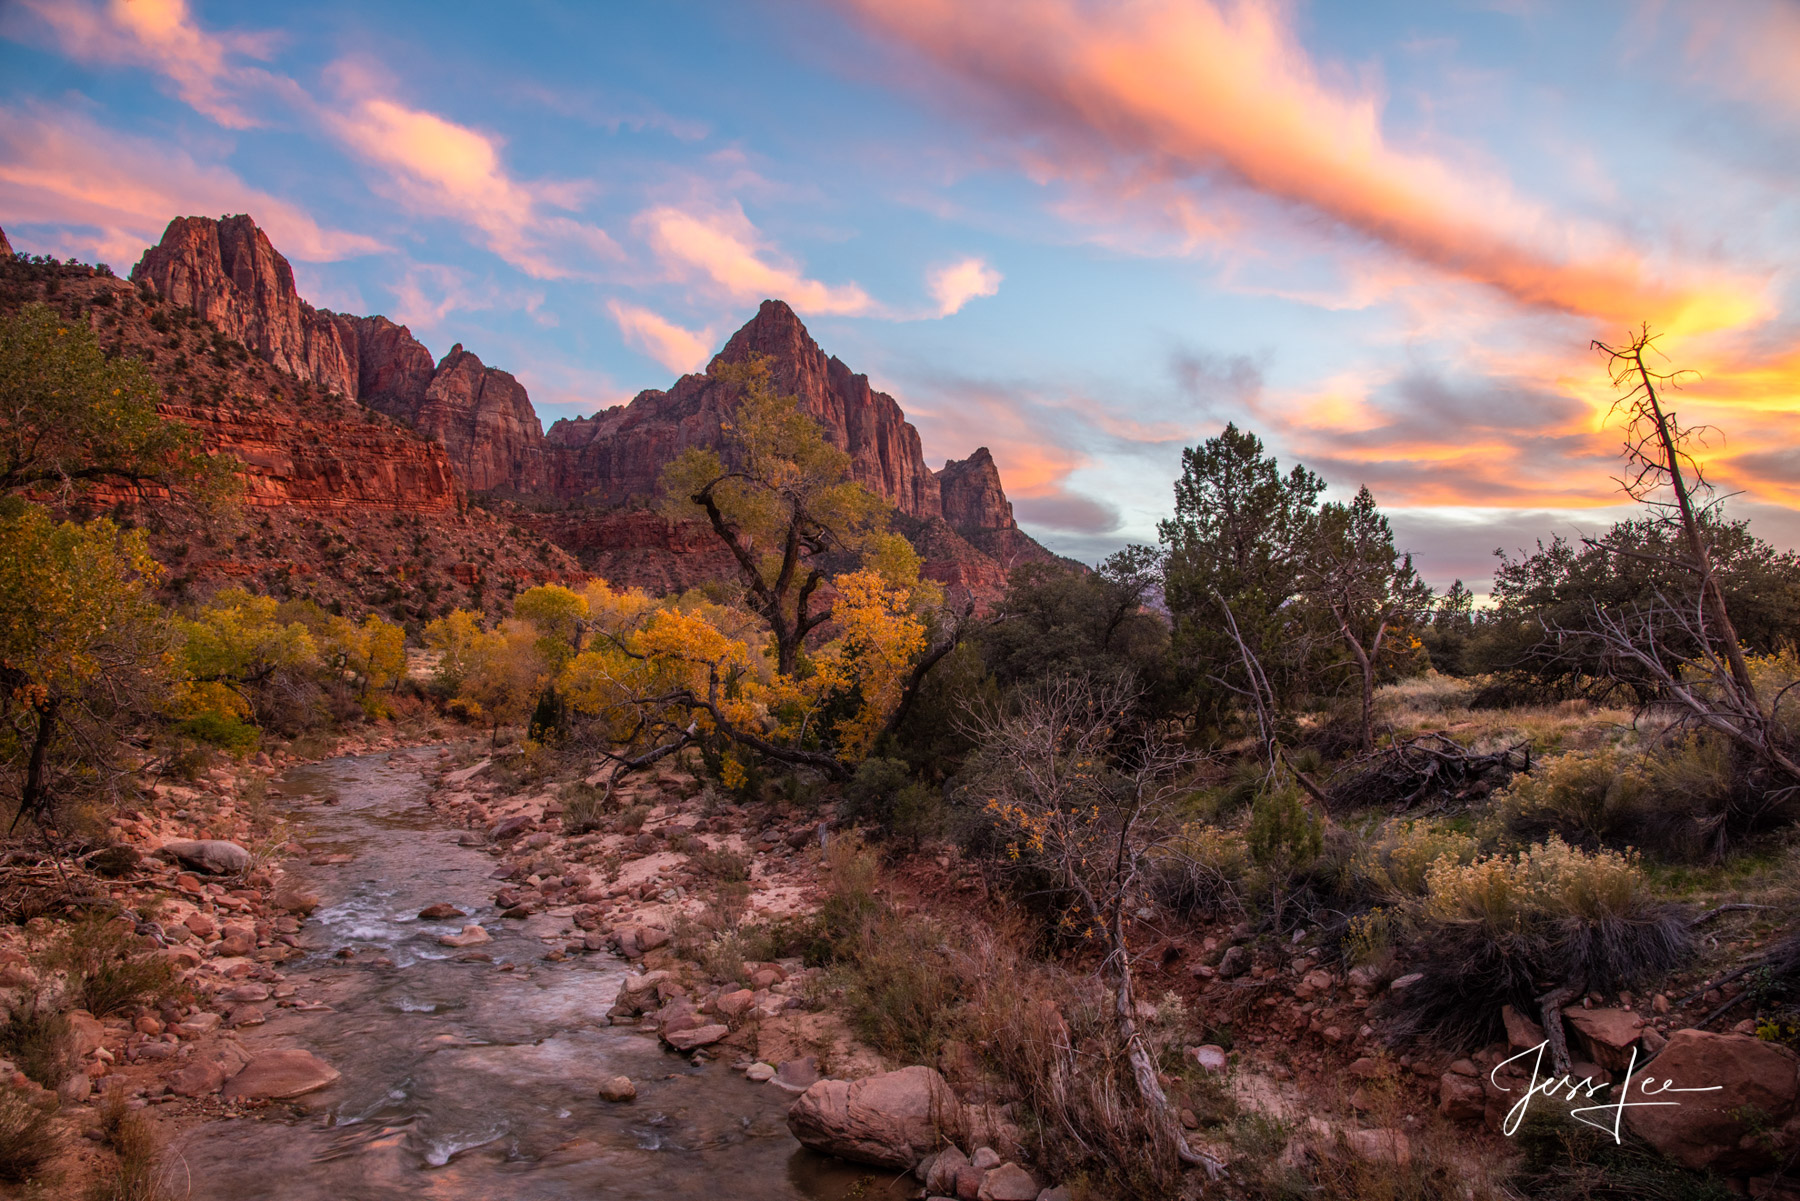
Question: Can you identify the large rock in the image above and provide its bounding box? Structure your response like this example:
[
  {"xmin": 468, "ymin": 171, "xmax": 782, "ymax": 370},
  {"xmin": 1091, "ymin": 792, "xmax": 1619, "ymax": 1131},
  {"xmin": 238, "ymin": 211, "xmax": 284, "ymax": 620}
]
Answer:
[
  {"xmin": 159, "ymin": 840, "xmax": 252, "ymax": 875},
  {"xmin": 976, "ymin": 1163, "xmax": 1038, "ymax": 1201},
  {"xmin": 1625, "ymin": 1030, "xmax": 1800, "ymax": 1173},
  {"xmin": 663, "ymin": 1024, "xmax": 728, "ymax": 1052},
  {"xmin": 1564, "ymin": 1008, "xmax": 1643, "ymax": 1072},
  {"xmin": 221, "ymin": 1049, "xmax": 341, "ymax": 1101},
  {"xmin": 786, "ymin": 1065, "xmax": 963, "ymax": 1170}
]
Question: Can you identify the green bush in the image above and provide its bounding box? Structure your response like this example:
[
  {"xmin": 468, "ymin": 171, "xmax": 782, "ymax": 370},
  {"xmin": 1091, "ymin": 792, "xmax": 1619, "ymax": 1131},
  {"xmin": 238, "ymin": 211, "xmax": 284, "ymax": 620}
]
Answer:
[
  {"xmin": 839, "ymin": 757, "xmax": 943, "ymax": 845},
  {"xmin": 174, "ymin": 711, "xmax": 260, "ymax": 755},
  {"xmin": 559, "ymin": 783, "xmax": 606, "ymax": 834}
]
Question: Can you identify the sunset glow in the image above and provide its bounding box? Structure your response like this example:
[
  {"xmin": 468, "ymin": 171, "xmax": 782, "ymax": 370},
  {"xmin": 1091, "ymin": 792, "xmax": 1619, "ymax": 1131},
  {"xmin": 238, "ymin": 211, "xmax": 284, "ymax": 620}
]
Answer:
[{"xmin": 4, "ymin": 0, "xmax": 1797, "ymax": 585}]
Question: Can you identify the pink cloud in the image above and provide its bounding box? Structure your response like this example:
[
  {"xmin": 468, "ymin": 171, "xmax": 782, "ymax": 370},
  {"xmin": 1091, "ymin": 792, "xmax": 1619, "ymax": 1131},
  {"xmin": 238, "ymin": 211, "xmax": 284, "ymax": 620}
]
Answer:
[
  {"xmin": 605, "ymin": 300, "xmax": 714, "ymax": 374},
  {"xmin": 0, "ymin": 103, "xmax": 383, "ymax": 269},
  {"xmin": 635, "ymin": 204, "xmax": 873, "ymax": 316},
  {"xmin": 323, "ymin": 67, "xmax": 621, "ymax": 280},
  {"xmin": 926, "ymin": 256, "xmax": 1002, "ymax": 316},
  {"xmin": 836, "ymin": 0, "xmax": 1765, "ymax": 334},
  {"xmin": 6, "ymin": 0, "xmax": 301, "ymax": 128}
]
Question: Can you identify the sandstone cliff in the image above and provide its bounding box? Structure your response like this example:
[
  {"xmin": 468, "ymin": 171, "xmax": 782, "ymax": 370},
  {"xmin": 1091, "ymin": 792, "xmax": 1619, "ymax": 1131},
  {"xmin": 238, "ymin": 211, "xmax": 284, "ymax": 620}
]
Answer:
[
  {"xmin": 2, "ymin": 254, "xmax": 580, "ymax": 621},
  {"xmin": 125, "ymin": 215, "xmax": 1061, "ymax": 602},
  {"xmin": 131, "ymin": 216, "xmax": 546, "ymax": 495}
]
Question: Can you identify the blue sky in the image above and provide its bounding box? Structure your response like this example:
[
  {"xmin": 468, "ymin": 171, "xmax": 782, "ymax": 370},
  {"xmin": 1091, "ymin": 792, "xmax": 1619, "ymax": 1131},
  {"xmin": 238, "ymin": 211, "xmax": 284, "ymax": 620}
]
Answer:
[{"xmin": 5, "ymin": 0, "xmax": 1799, "ymax": 588}]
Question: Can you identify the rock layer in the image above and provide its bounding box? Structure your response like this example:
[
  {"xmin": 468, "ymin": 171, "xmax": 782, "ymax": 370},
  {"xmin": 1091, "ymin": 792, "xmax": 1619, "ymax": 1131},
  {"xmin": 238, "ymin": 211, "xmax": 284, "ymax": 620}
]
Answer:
[{"xmin": 126, "ymin": 215, "xmax": 1062, "ymax": 599}]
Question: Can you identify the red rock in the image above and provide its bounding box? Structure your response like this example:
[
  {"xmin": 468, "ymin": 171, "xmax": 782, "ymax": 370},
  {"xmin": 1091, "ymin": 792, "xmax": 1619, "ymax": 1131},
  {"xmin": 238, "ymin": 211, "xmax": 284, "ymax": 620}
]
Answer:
[
  {"xmin": 1625, "ymin": 1030, "xmax": 1800, "ymax": 1174},
  {"xmin": 663, "ymin": 1023, "xmax": 728, "ymax": 1052},
  {"xmin": 785, "ymin": 1065, "xmax": 963, "ymax": 1170},
  {"xmin": 221, "ymin": 1049, "xmax": 340, "ymax": 1100},
  {"xmin": 1564, "ymin": 1007, "xmax": 1643, "ymax": 1071}
]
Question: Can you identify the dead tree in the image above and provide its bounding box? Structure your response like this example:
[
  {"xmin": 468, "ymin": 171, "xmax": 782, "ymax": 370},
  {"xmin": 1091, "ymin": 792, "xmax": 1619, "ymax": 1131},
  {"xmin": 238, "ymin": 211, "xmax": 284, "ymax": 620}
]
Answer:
[
  {"xmin": 967, "ymin": 676, "xmax": 1225, "ymax": 1181},
  {"xmin": 1584, "ymin": 328, "xmax": 1800, "ymax": 783}
]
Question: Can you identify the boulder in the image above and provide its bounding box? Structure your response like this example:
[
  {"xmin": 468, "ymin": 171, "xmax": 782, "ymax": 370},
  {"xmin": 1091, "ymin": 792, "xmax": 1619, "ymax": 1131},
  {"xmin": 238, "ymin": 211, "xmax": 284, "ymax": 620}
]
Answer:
[
  {"xmin": 1344, "ymin": 1127, "xmax": 1412, "ymax": 1168},
  {"xmin": 1438, "ymin": 1071, "xmax": 1486, "ymax": 1121},
  {"xmin": 1565, "ymin": 1007, "xmax": 1642, "ymax": 1072},
  {"xmin": 717, "ymin": 989, "xmax": 757, "ymax": 1020},
  {"xmin": 664, "ymin": 1024, "xmax": 729, "ymax": 1052},
  {"xmin": 746, "ymin": 1062, "xmax": 776, "ymax": 1083},
  {"xmin": 977, "ymin": 1164, "xmax": 1038, "ymax": 1201},
  {"xmin": 272, "ymin": 889, "xmax": 320, "ymax": 915},
  {"xmin": 1625, "ymin": 1030, "xmax": 1800, "ymax": 1173},
  {"xmin": 489, "ymin": 815, "xmax": 533, "ymax": 840},
  {"xmin": 438, "ymin": 925, "xmax": 490, "ymax": 947},
  {"xmin": 1502, "ymin": 1004, "xmax": 1547, "ymax": 1052},
  {"xmin": 1216, "ymin": 945, "xmax": 1250, "ymax": 980},
  {"xmin": 168, "ymin": 1059, "xmax": 228, "ymax": 1097},
  {"xmin": 597, "ymin": 1075, "xmax": 636, "ymax": 1102},
  {"xmin": 184, "ymin": 912, "xmax": 217, "ymax": 940},
  {"xmin": 924, "ymin": 1145, "xmax": 969, "ymax": 1193},
  {"xmin": 773, "ymin": 1055, "xmax": 821, "ymax": 1094},
  {"xmin": 418, "ymin": 903, "xmax": 465, "ymax": 921},
  {"xmin": 1187, "ymin": 1044, "xmax": 1228, "ymax": 1073},
  {"xmin": 786, "ymin": 1065, "xmax": 963, "ymax": 1170},
  {"xmin": 160, "ymin": 840, "xmax": 252, "ymax": 875},
  {"xmin": 67, "ymin": 1012, "xmax": 104, "ymax": 1057},
  {"xmin": 221, "ymin": 1049, "xmax": 341, "ymax": 1100}
]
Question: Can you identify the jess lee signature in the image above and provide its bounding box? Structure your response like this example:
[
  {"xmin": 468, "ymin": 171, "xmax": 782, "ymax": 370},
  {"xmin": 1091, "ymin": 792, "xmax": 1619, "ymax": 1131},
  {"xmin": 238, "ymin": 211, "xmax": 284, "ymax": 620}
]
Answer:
[{"xmin": 1491, "ymin": 1040, "xmax": 1722, "ymax": 1141}]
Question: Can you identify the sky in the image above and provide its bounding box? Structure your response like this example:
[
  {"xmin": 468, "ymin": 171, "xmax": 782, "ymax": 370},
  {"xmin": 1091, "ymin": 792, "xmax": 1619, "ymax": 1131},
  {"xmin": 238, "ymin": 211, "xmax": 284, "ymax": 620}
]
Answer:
[{"xmin": 4, "ymin": 0, "xmax": 1799, "ymax": 590}]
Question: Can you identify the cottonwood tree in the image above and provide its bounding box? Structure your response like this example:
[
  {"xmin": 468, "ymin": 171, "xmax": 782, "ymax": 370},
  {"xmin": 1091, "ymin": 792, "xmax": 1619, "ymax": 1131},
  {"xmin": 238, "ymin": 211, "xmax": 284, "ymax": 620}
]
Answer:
[
  {"xmin": 0, "ymin": 501, "xmax": 175, "ymax": 830},
  {"xmin": 969, "ymin": 675, "xmax": 1224, "ymax": 1180},
  {"xmin": 663, "ymin": 356, "xmax": 890, "ymax": 676},
  {"xmin": 1303, "ymin": 486, "xmax": 1432, "ymax": 751}
]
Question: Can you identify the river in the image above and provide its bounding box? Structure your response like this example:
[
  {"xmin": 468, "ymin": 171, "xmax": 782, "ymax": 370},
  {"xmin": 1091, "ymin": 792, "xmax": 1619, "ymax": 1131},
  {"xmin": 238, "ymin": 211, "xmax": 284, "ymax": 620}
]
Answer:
[{"xmin": 169, "ymin": 747, "xmax": 908, "ymax": 1201}]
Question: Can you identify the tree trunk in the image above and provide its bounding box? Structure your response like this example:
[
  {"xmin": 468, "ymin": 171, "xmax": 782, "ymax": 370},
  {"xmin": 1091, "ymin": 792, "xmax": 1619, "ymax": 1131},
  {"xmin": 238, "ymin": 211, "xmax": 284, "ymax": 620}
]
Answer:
[
  {"xmin": 1627, "ymin": 349, "xmax": 1757, "ymax": 700},
  {"xmin": 1338, "ymin": 612, "xmax": 1376, "ymax": 753},
  {"xmin": 1106, "ymin": 903, "xmax": 1225, "ymax": 1180},
  {"xmin": 11, "ymin": 696, "xmax": 58, "ymax": 832}
]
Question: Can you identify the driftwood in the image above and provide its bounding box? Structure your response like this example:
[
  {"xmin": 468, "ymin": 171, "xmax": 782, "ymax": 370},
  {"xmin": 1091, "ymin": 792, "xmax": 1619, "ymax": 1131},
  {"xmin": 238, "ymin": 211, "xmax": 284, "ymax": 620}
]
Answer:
[{"xmin": 1325, "ymin": 733, "xmax": 1531, "ymax": 812}]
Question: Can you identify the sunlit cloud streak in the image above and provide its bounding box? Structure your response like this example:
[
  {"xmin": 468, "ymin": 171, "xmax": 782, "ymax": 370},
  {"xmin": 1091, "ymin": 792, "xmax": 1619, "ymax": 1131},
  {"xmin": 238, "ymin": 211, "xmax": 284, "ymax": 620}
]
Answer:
[
  {"xmin": 0, "ymin": 103, "xmax": 384, "ymax": 268},
  {"xmin": 324, "ymin": 65, "xmax": 621, "ymax": 280},
  {"xmin": 635, "ymin": 204, "xmax": 874, "ymax": 316},
  {"xmin": 926, "ymin": 257, "xmax": 1002, "ymax": 316},
  {"xmin": 4, "ymin": 0, "xmax": 303, "ymax": 128},
  {"xmin": 606, "ymin": 300, "xmax": 714, "ymax": 374},
  {"xmin": 835, "ymin": 0, "xmax": 1766, "ymax": 333}
]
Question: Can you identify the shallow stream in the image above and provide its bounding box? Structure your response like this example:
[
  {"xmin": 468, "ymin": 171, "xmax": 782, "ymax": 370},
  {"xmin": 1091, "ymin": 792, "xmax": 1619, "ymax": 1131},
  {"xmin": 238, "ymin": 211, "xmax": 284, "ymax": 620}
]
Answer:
[{"xmin": 171, "ymin": 747, "xmax": 905, "ymax": 1201}]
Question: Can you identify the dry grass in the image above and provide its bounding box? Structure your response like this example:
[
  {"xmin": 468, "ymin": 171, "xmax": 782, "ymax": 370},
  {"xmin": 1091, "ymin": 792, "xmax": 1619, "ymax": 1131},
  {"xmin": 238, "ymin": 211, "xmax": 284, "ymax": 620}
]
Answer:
[
  {"xmin": 0, "ymin": 1086, "xmax": 58, "ymax": 1184},
  {"xmin": 88, "ymin": 1087, "xmax": 173, "ymax": 1201}
]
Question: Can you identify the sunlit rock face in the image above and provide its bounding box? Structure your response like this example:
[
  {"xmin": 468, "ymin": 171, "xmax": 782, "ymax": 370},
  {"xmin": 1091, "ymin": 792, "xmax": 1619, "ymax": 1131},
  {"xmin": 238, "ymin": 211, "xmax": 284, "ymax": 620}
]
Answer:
[{"xmin": 131, "ymin": 215, "xmax": 1065, "ymax": 602}]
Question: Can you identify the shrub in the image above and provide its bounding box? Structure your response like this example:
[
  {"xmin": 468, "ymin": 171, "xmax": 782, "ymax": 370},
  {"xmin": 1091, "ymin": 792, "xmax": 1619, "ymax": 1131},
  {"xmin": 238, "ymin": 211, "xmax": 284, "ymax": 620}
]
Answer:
[
  {"xmin": 0, "ymin": 1002, "xmax": 76, "ymax": 1088},
  {"xmin": 839, "ymin": 757, "xmax": 943, "ymax": 845},
  {"xmin": 616, "ymin": 804, "xmax": 650, "ymax": 833},
  {"xmin": 1247, "ymin": 777, "xmax": 1324, "ymax": 927},
  {"xmin": 1147, "ymin": 823, "xmax": 1248, "ymax": 917},
  {"xmin": 174, "ymin": 711, "xmax": 260, "ymax": 755},
  {"xmin": 0, "ymin": 1087, "xmax": 57, "ymax": 1183},
  {"xmin": 1497, "ymin": 746, "xmax": 1652, "ymax": 847},
  {"xmin": 560, "ymin": 783, "xmax": 606, "ymax": 834},
  {"xmin": 90, "ymin": 1085, "xmax": 170, "ymax": 1201},
  {"xmin": 53, "ymin": 915, "xmax": 178, "ymax": 1018},
  {"xmin": 1389, "ymin": 838, "xmax": 1690, "ymax": 1047},
  {"xmin": 690, "ymin": 847, "xmax": 750, "ymax": 882},
  {"xmin": 1353, "ymin": 819, "xmax": 1479, "ymax": 903}
]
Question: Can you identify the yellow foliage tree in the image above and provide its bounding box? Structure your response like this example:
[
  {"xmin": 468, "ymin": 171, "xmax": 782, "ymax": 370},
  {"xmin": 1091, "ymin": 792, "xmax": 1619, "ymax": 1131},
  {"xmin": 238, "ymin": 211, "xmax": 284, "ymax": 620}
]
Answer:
[{"xmin": 0, "ymin": 501, "xmax": 175, "ymax": 828}]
